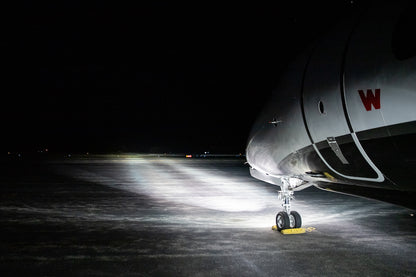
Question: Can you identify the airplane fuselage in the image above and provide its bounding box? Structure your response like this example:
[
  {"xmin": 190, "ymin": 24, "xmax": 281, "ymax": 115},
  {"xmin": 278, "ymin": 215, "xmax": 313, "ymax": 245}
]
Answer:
[{"xmin": 246, "ymin": 0, "xmax": 416, "ymax": 210}]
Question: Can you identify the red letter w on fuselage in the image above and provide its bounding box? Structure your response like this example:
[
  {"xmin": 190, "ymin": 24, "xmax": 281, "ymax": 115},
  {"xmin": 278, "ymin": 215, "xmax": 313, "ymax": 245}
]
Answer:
[{"xmin": 358, "ymin": 89, "xmax": 381, "ymax": 111}]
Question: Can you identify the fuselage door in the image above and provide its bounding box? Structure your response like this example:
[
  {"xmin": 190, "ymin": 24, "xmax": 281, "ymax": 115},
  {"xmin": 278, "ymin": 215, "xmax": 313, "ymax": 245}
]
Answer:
[{"xmin": 302, "ymin": 18, "xmax": 384, "ymax": 182}]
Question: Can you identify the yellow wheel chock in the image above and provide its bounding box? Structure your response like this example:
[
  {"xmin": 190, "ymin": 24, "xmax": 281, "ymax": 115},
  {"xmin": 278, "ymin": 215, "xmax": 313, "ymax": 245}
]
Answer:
[{"xmin": 272, "ymin": 225, "xmax": 315, "ymax": 234}]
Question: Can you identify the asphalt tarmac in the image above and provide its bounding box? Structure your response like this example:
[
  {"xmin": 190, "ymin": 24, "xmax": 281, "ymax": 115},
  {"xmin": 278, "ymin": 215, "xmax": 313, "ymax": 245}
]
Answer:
[{"xmin": 1, "ymin": 155, "xmax": 415, "ymax": 276}]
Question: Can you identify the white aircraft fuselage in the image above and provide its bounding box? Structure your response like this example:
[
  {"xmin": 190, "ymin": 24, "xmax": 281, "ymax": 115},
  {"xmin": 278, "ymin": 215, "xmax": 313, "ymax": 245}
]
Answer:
[{"xmin": 246, "ymin": 0, "xmax": 416, "ymax": 229}]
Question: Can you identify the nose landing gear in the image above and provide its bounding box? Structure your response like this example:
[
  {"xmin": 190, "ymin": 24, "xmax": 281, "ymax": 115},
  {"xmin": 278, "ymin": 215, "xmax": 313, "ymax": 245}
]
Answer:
[{"xmin": 275, "ymin": 178, "xmax": 302, "ymax": 231}]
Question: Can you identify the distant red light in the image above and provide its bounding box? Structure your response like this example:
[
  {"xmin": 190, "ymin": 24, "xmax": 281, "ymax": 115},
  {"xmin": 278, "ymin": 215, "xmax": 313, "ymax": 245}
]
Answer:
[{"xmin": 186, "ymin": 154, "xmax": 192, "ymax": 158}]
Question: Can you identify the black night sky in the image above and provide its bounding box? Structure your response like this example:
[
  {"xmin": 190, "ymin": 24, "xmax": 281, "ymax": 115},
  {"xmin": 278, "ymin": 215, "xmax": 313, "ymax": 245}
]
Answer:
[{"xmin": 1, "ymin": 1, "xmax": 357, "ymax": 154}]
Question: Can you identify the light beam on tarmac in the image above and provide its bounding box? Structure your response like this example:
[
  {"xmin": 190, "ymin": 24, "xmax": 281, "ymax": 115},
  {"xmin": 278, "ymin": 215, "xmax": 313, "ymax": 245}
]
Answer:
[
  {"xmin": 50, "ymin": 155, "xmax": 408, "ymax": 229},
  {"xmin": 51, "ymin": 155, "xmax": 282, "ymax": 227},
  {"xmin": 125, "ymin": 157, "xmax": 271, "ymax": 212}
]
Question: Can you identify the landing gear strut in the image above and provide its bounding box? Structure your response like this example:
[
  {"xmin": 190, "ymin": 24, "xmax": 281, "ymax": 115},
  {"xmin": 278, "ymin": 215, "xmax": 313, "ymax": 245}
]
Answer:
[{"xmin": 276, "ymin": 178, "xmax": 302, "ymax": 231}]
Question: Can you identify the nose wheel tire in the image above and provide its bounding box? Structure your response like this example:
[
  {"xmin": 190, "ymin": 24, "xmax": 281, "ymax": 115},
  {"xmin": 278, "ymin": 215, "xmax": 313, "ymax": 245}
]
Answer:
[
  {"xmin": 290, "ymin": 211, "xmax": 302, "ymax": 228},
  {"xmin": 276, "ymin": 211, "xmax": 302, "ymax": 231},
  {"xmin": 276, "ymin": 211, "xmax": 290, "ymax": 231}
]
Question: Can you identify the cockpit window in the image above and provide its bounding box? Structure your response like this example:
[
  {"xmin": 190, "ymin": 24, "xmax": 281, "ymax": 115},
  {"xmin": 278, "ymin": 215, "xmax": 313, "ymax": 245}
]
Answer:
[{"xmin": 392, "ymin": 1, "xmax": 416, "ymax": 60}]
